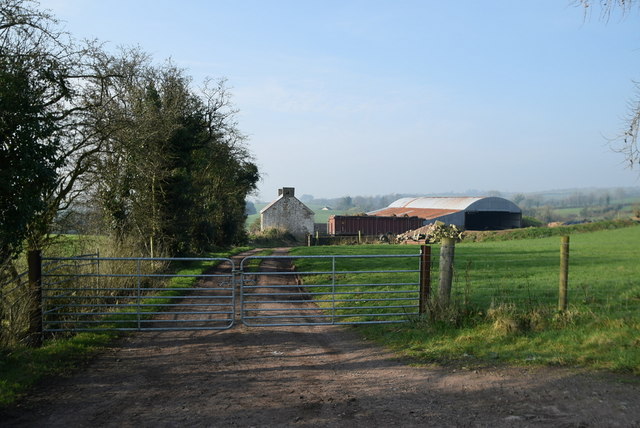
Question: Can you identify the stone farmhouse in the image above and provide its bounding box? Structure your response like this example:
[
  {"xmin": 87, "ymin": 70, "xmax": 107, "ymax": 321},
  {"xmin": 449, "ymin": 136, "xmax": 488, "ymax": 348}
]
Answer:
[{"xmin": 260, "ymin": 188, "xmax": 315, "ymax": 240}]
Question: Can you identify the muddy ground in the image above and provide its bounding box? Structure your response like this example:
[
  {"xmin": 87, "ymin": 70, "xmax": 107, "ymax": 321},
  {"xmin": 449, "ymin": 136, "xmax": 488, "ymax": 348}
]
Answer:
[{"xmin": 2, "ymin": 248, "xmax": 639, "ymax": 427}]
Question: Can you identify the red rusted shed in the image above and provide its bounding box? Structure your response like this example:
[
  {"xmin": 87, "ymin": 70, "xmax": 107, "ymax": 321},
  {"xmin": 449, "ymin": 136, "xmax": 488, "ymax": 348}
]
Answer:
[{"xmin": 328, "ymin": 215, "xmax": 424, "ymax": 236}]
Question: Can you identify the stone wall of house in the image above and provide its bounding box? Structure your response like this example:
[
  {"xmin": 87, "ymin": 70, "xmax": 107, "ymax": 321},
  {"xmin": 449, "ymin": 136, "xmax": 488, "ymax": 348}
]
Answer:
[{"xmin": 260, "ymin": 188, "xmax": 314, "ymax": 239}]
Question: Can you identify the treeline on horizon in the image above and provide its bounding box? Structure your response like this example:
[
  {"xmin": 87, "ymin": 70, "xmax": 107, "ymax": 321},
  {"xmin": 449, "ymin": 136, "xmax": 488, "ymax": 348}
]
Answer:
[
  {"xmin": 248, "ymin": 187, "xmax": 640, "ymax": 223},
  {"xmin": 1, "ymin": 0, "xmax": 259, "ymax": 277}
]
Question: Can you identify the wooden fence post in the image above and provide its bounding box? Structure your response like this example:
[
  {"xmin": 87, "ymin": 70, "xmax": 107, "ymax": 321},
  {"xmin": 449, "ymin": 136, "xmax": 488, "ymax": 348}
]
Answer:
[
  {"xmin": 419, "ymin": 245, "xmax": 431, "ymax": 315},
  {"xmin": 559, "ymin": 235, "xmax": 570, "ymax": 311},
  {"xmin": 439, "ymin": 237, "xmax": 456, "ymax": 307},
  {"xmin": 27, "ymin": 250, "xmax": 43, "ymax": 347}
]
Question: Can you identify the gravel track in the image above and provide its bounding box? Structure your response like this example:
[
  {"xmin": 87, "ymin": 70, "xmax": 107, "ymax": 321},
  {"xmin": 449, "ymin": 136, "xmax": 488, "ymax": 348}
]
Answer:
[{"xmin": 2, "ymin": 248, "xmax": 639, "ymax": 427}]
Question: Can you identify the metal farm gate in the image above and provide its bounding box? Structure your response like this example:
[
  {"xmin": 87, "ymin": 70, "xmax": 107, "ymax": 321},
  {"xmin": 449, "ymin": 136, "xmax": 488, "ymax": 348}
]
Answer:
[
  {"xmin": 33, "ymin": 250, "xmax": 430, "ymax": 334},
  {"xmin": 40, "ymin": 256, "xmax": 236, "ymax": 332},
  {"xmin": 240, "ymin": 253, "xmax": 425, "ymax": 326}
]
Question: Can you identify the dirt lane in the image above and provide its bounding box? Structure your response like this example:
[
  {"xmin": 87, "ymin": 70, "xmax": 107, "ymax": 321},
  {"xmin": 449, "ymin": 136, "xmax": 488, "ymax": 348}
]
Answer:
[{"xmin": 2, "ymin": 249, "xmax": 639, "ymax": 427}]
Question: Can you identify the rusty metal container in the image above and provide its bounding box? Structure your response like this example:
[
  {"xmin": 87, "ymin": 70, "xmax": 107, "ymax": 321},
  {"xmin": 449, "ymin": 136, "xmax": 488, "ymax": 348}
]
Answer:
[{"xmin": 328, "ymin": 215, "xmax": 424, "ymax": 236}]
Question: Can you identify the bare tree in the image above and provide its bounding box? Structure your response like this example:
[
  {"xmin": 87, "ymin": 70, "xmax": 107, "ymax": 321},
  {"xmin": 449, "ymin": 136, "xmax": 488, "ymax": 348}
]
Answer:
[
  {"xmin": 575, "ymin": 0, "xmax": 640, "ymax": 169},
  {"xmin": 575, "ymin": 0, "xmax": 637, "ymax": 19}
]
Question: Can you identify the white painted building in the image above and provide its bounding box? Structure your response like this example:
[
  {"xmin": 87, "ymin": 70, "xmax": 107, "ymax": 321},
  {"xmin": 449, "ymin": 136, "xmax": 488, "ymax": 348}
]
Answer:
[{"xmin": 260, "ymin": 188, "xmax": 315, "ymax": 239}]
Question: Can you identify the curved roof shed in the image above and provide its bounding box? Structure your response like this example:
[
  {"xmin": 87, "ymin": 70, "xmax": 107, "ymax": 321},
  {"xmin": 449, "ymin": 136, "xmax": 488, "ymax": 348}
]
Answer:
[{"xmin": 369, "ymin": 196, "xmax": 521, "ymax": 230}]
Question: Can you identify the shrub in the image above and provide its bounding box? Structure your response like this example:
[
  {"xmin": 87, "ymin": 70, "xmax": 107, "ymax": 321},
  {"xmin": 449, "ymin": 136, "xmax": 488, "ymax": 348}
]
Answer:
[
  {"xmin": 521, "ymin": 216, "xmax": 544, "ymax": 228},
  {"xmin": 248, "ymin": 217, "xmax": 261, "ymax": 234},
  {"xmin": 248, "ymin": 227, "xmax": 297, "ymax": 247}
]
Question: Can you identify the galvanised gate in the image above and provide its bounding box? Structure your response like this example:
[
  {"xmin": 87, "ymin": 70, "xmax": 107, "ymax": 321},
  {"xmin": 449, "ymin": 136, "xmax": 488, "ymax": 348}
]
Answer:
[
  {"xmin": 36, "ymin": 250, "xmax": 430, "ymax": 333},
  {"xmin": 40, "ymin": 256, "xmax": 236, "ymax": 332},
  {"xmin": 239, "ymin": 252, "xmax": 426, "ymax": 327}
]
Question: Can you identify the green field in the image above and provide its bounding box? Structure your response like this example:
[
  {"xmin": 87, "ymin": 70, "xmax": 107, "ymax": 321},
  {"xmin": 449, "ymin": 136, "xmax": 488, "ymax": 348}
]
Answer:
[
  {"xmin": 553, "ymin": 204, "xmax": 636, "ymax": 218},
  {"xmin": 291, "ymin": 224, "xmax": 640, "ymax": 373}
]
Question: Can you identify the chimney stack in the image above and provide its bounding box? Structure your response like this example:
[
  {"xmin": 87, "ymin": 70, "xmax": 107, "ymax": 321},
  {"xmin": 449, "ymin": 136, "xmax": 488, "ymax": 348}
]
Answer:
[{"xmin": 279, "ymin": 187, "xmax": 295, "ymax": 197}]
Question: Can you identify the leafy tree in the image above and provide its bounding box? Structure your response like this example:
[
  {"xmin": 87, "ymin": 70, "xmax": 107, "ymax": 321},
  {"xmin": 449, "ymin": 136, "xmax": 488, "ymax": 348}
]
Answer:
[
  {"xmin": 337, "ymin": 196, "xmax": 353, "ymax": 211},
  {"xmin": 245, "ymin": 201, "xmax": 257, "ymax": 215},
  {"xmin": 1, "ymin": 0, "xmax": 122, "ymax": 267},
  {"xmin": 0, "ymin": 1, "xmax": 64, "ymax": 265},
  {"xmin": 178, "ymin": 78, "xmax": 259, "ymax": 251},
  {"xmin": 0, "ymin": 49, "xmax": 59, "ymax": 264},
  {"xmin": 1, "ymin": 0, "xmax": 258, "ymax": 267},
  {"xmin": 0, "ymin": 0, "xmax": 109, "ymax": 269},
  {"xmin": 93, "ymin": 54, "xmax": 258, "ymax": 255},
  {"xmin": 512, "ymin": 193, "xmax": 526, "ymax": 206}
]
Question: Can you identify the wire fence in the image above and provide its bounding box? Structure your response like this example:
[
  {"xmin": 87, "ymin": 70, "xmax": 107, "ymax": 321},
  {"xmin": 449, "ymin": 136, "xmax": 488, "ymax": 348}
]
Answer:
[{"xmin": 440, "ymin": 243, "xmax": 639, "ymax": 317}]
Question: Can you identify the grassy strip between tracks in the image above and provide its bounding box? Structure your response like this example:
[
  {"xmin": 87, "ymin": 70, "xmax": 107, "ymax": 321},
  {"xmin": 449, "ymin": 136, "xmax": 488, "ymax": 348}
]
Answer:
[
  {"xmin": 0, "ymin": 247, "xmax": 251, "ymax": 407},
  {"xmin": 291, "ymin": 224, "xmax": 640, "ymax": 375}
]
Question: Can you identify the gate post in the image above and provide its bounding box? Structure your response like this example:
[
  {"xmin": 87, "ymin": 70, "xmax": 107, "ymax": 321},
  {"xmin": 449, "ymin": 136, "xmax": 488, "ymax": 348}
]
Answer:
[
  {"xmin": 27, "ymin": 250, "xmax": 43, "ymax": 347},
  {"xmin": 558, "ymin": 235, "xmax": 570, "ymax": 311},
  {"xmin": 419, "ymin": 245, "xmax": 431, "ymax": 315},
  {"xmin": 439, "ymin": 238, "xmax": 456, "ymax": 307},
  {"xmin": 136, "ymin": 259, "xmax": 142, "ymax": 330}
]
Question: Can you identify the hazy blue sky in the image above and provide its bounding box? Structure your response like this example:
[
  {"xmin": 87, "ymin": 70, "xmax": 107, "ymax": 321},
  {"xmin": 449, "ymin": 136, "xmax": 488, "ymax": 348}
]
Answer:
[{"xmin": 40, "ymin": 0, "xmax": 640, "ymax": 200}]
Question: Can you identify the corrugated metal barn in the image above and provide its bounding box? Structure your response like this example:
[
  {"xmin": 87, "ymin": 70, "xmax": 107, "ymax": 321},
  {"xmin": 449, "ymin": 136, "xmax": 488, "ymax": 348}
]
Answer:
[{"xmin": 369, "ymin": 196, "xmax": 522, "ymax": 231}]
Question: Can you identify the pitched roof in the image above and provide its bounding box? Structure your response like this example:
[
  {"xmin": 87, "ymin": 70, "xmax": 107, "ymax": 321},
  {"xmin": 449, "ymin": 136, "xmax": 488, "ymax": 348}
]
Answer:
[{"xmin": 260, "ymin": 194, "xmax": 314, "ymax": 215}]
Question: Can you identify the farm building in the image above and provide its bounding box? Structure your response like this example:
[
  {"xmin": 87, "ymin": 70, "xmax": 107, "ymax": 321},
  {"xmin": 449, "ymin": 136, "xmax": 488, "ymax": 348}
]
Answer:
[
  {"xmin": 369, "ymin": 196, "xmax": 522, "ymax": 231},
  {"xmin": 260, "ymin": 187, "xmax": 315, "ymax": 239},
  {"xmin": 329, "ymin": 215, "xmax": 424, "ymax": 236}
]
